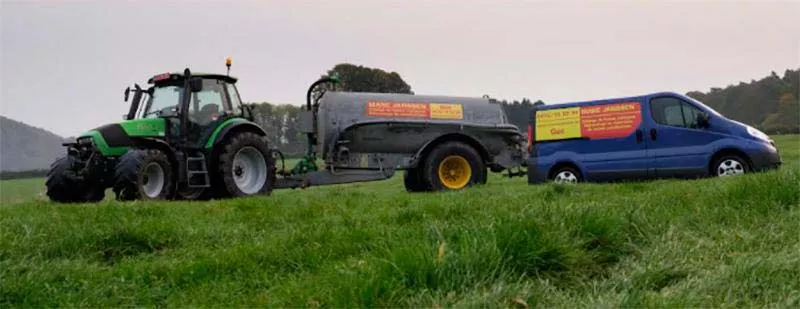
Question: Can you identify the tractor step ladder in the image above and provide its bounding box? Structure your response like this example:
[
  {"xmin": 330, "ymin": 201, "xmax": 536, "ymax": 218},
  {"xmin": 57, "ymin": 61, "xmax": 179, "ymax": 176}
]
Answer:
[{"xmin": 186, "ymin": 153, "xmax": 210, "ymax": 188}]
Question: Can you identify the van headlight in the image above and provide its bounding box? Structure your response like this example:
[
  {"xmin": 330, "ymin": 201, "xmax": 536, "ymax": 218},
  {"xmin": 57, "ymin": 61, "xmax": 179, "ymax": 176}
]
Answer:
[{"xmin": 746, "ymin": 126, "xmax": 770, "ymax": 142}]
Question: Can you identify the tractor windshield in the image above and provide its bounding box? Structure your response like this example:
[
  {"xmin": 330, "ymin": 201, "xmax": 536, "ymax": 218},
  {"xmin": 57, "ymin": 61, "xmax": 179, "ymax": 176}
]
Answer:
[{"xmin": 141, "ymin": 85, "xmax": 183, "ymax": 118}]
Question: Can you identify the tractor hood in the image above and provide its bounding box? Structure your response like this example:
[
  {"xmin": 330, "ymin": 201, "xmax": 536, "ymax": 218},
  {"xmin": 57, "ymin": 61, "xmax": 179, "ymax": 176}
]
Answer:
[{"xmin": 76, "ymin": 118, "xmax": 167, "ymax": 156}]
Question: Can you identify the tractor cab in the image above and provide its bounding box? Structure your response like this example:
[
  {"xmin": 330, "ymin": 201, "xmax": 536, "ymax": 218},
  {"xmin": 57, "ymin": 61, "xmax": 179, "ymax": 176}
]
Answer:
[{"xmin": 124, "ymin": 68, "xmax": 249, "ymax": 148}]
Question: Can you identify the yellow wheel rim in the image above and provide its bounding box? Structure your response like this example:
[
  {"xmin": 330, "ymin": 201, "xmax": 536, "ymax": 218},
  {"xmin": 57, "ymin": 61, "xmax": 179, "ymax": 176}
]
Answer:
[{"xmin": 437, "ymin": 155, "xmax": 472, "ymax": 189}]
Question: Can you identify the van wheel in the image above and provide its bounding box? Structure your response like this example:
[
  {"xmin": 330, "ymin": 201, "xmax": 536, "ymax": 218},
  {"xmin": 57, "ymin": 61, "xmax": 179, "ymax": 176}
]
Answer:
[
  {"xmin": 550, "ymin": 165, "xmax": 582, "ymax": 183},
  {"xmin": 422, "ymin": 141, "xmax": 485, "ymax": 191},
  {"xmin": 713, "ymin": 155, "xmax": 749, "ymax": 177}
]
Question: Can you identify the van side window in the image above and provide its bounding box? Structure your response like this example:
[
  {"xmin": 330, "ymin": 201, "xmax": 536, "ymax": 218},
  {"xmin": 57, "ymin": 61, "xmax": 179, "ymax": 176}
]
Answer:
[
  {"xmin": 681, "ymin": 103, "xmax": 702, "ymax": 128},
  {"xmin": 650, "ymin": 97, "xmax": 704, "ymax": 129},
  {"xmin": 650, "ymin": 97, "xmax": 685, "ymax": 127}
]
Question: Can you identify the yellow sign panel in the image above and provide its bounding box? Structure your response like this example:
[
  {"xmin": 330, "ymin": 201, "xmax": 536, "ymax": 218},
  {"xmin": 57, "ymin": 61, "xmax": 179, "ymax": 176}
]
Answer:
[
  {"xmin": 429, "ymin": 103, "xmax": 464, "ymax": 119},
  {"xmin": 535, "ymin": 107, "xmax": 581, "ymax": 141}
]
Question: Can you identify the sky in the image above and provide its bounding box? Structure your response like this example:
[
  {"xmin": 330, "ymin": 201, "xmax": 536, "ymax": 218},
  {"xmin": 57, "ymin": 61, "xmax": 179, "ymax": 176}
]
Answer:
[{"xmin": 2, "ymin": 0, "xmax": 799, "ymax": 137}]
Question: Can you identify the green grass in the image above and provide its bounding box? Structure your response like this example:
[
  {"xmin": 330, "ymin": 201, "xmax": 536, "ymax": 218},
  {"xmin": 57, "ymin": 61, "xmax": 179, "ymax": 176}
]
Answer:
[
  {"xmin": 1, "ymin": 135, "xmax": 798, "ymax": 307},
  {"xmin": 0, "ymin": 178, "xmax": 47, "ymax": 205}
]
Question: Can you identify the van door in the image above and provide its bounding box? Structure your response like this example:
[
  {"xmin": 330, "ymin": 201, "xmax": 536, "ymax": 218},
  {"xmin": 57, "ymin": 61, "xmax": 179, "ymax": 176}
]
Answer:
[
  {"xmin": 580, "ymin": 102, "xmax": 650, "ymax": 182},
  {"xmin": 646, "ymin": 95, "xmax": 723, "ymax": 178}
]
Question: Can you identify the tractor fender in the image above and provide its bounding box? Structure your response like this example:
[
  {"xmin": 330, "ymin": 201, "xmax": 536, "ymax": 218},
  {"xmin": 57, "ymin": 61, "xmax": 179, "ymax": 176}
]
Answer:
[{"xmin": 206, "ymin": 119, "xmax": 268, "ymax": 149}]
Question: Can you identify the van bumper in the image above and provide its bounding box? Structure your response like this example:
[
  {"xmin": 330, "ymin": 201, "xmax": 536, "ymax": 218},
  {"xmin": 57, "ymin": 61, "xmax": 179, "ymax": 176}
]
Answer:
[
  {"xmin": 749, "ymin": 145, "xmax": 782, "ymax": 172},
  {"xmin": 526, "ymin": 157, "xmax": 548, "ymax": 184}
]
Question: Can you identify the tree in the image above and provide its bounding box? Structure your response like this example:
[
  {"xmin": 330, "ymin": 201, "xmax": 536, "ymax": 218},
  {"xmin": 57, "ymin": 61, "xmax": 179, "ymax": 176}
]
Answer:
[
  {"xmin": 324, "ymin": 63, "xmax": 413, "ymax": 94},
  {"xmin": 762, "ymin": 93, "xmax": 800, "ymax": 134}
]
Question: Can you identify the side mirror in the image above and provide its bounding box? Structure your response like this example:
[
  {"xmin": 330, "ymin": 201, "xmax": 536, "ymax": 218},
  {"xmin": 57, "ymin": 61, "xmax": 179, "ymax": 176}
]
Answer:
[
  {"xmin": 124, "ymin": 87, "xmax": 131, "ymax": 102},
  {"xmin": 696, "ymin": 112, "xmax": 710, "ymax": 129},
  {"xmin": 189, "ymin": 78, "xmax": 203, "ymax": 92}
]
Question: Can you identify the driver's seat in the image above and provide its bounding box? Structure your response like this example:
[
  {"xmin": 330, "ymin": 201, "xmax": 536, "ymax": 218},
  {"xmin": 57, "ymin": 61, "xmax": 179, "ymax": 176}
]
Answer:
[{"xmin": 196, "ymin": 103, "xmax": 220, "ymax": 125}]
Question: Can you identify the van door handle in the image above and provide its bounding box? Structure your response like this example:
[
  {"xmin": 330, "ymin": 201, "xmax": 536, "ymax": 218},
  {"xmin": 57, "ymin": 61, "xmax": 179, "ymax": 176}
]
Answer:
[
  {"xmin": 636, "ymin": 130, "xmax": 643, "ymax": 143},
  {"xmin": 650, "ymin": 128, "xmax": 657, "ymax": 140}
]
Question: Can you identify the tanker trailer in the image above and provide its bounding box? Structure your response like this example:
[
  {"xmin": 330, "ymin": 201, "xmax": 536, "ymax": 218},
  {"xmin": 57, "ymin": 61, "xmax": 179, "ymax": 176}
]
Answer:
[{"xmin": 272, "ymin": 76, "xmax": 527, "ymax": 192}]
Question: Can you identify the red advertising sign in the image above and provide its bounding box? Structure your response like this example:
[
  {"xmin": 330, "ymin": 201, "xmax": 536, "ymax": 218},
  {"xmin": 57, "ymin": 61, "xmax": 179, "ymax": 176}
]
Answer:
[{"xmin": 579, "ymin": 102, "xmax": 642, "ymax": 139}]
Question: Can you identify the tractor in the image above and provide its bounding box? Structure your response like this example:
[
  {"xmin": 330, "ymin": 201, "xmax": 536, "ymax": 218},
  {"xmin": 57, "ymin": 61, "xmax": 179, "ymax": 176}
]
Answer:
[{"xmin": 46, "ymin": 59, "xmax": 274, "ymax": 202}]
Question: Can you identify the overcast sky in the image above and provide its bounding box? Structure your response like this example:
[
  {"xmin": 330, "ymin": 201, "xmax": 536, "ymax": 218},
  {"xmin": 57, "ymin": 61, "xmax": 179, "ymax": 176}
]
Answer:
[{"xmin": 2, "ymin": 0, "xmax": 799, "ymax": 137}]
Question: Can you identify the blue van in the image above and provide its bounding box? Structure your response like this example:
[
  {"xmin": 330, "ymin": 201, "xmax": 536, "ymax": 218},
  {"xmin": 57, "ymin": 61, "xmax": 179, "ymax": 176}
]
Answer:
[{"xmin": 526, "ymin": 91, "xmax": 782, "ymax": 184}]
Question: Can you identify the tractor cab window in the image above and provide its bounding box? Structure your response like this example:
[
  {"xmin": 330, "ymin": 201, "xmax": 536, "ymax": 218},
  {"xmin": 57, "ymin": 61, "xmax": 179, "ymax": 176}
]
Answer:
[
  {"xmin": 141, "ymin": 85, "xmax": 182, "ymax": 119},
  {"xmin": 226, "ymin": 83, "xmax": 242, "ymax": 109},
  {"xmin": 188, "ymin": 79, "xmax": 231, "ymax": 126}
]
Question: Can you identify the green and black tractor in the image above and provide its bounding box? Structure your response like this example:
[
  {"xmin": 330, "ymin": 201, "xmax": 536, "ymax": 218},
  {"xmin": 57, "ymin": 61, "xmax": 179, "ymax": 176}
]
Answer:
[{"xmin": 46, "ymin": 61, "xmax": 275, "ymax": 202}]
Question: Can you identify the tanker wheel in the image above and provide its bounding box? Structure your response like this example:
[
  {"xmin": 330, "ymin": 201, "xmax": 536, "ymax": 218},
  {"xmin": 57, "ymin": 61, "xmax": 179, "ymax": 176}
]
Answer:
[
  {"xmin": 217, "ymin": 132, "xmax": 274, "ymax": 197},
  {"xmin": 422, "ymin": 141, "xmax": 486, "ymax": 191},
  {"xmin": 403, "ymin": 166, "xmax": 430, "ymax": 192}
]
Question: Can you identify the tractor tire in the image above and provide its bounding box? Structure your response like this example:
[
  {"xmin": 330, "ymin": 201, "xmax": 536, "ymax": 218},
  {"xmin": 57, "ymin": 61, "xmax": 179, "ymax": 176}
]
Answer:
[
  {"xmin": 421, "ymin": 141, "xmax": 486, "ymax": 191},
  {"xmin": 216, "ymin": 132, "xmax": 274, "ymax": 197},
  {"xmin": 403, "ymin": 166, "xmax": 430, "ymax": 192},
  {"xmin": 45, "ymin": 156, "xmax": 105, "ymax": 203},
  {"xmin": 113, "ymin": 149, "xmax": 175, "ymax": 201}
]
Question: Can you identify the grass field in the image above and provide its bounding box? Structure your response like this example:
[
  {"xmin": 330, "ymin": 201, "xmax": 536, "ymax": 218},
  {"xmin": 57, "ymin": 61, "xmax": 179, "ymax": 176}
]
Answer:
[{"xmin": 1, "ymin": 135, "xmax": 798, "ymax": 307}]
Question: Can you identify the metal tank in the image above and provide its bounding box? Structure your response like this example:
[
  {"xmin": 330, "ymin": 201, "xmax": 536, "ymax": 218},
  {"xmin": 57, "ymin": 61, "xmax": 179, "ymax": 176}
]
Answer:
[{"xmin": 311, "ymin": 91, "xmax": 525, "ymax": 171}]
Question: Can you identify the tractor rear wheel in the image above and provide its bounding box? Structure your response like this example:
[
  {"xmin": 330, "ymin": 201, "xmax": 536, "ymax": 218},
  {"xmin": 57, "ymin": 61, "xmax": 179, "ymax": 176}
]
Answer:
[
  {"xmin": 421, "ymin": 141, "xmax": 486, "ymax": 191},
  {"xmin": 216, "ymin": 132, "xmax": 274, "ymax": 197},
  {"xmin": 113, "ymin": 149, "xmax": 175, "ymax": 201},
  {"xmin": 45, "ymin": 156, "xmax": 105, "ymax": 203}
]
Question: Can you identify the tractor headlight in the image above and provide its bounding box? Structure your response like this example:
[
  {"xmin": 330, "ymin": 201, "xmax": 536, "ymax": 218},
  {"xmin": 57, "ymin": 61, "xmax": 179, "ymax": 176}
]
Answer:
[{"xmin": 77, "ymin": 137, "xmax": 94, "ymax": 145}]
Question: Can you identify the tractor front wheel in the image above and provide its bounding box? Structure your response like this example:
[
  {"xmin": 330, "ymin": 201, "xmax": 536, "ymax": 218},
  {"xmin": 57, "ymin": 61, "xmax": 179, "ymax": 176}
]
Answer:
[
  {"xmin": 45, "ymin": 156, "xmax": 105, "ymax": 203},
  {"xmin": 216, "ymin": 132, "xmax": 274, "ymax": 197},
  {"xmin": 113, "ymin": 149, "xmax": 175, "ymax": 201}
]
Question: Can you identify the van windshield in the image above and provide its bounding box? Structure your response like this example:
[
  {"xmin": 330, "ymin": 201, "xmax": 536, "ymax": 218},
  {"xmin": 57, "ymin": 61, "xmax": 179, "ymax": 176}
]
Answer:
[{"xmin": 685, "ymin": 96, "xmax": 723, "ymax": 117}]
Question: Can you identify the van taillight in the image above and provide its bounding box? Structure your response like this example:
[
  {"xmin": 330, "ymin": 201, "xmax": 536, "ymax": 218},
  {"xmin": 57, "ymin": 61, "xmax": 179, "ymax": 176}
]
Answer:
[{"xmin": 527, "ymin": 124, "xmax": 532, "ymax": 152}]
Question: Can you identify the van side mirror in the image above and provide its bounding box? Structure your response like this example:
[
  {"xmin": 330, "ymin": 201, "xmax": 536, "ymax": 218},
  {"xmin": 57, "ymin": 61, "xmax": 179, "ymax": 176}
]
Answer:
[
  {"xmin": 696, "ymin": 112, "xmax": 710, "ymax": 129},
  {"xmin": 189, "ymin": 78, "xmax": 203, "ymax": 92}
]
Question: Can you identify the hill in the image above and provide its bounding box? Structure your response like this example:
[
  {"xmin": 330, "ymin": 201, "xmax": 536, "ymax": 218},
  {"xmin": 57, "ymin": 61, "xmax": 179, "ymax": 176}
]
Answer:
[
  {"xmin": 0, "ymin": 135, "xmax": 798, "ymax": 307},
  {"xmin": 0, "ymin": 116, "xmax": 67, "ymax": 172}
]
